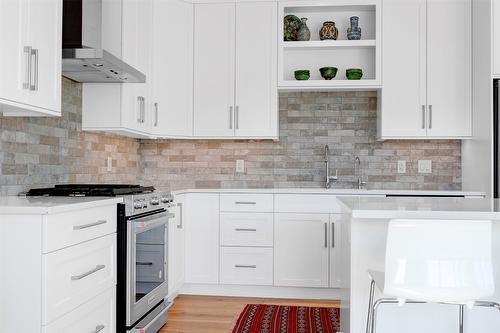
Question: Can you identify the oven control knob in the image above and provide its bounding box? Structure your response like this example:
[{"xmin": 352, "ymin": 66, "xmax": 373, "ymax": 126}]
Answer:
[
  {"xmin": 160, "ymin": 196, "xmax": 170, "ymax": 203},
  {"xmin": 134, "ymin": 200, "xmax": 143, "ymax": 210},
  {"xmin": 150, "ymin": 197, "xmax": 160, "ymax": 206},
  {"xmin": 142, "ymin": 200, "xmax": 148, "ymax": 209}
]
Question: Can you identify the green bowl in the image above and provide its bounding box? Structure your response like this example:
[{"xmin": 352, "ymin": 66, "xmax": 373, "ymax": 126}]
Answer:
[
  {"xmin": 346, "ymin": 68, "xmax": 363, "ymax": 80},
  {"xmin": 319, "ymin": 67, "xmax": 338, "ymax": 80},
  {"xmin": 294, "ymin": 70, "xmax": 310, "ymax": 81}
]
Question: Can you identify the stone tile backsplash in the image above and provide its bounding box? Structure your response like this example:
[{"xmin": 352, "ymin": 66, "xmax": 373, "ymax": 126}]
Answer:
[
  {"xmin": 0, "ymin": 79, "xmax": 461, "ymax": 195},
  {"xmin": 139, "ymin": 92, "xmax": 461, "ymax": 191}
]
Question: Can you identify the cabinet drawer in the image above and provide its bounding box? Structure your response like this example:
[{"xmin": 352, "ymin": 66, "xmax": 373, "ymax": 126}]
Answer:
[
  {"xmin": 220, "ymin": 213, "xmax": 273, "ymax": 247},
  {"xmin": 42, "ymin": 288, "xmax": 116, "ymax": 333},
  {"xmin": 43, "ymin": 205, "xmax": 117, "ymax": 253},
  {"xmin": 220, "ymin": 247, "xmax": 273, "ymax": 285},
  {"xmin": 274, "ymin": 194, "xmax": 343, "ymax": 214},
  {"xmin": 220, "ymin": 193, "xmax": 273, "ymax": 212},
  {"xmin": 42, "ymin": 234, "xmax": 117, "ymax": 324}
]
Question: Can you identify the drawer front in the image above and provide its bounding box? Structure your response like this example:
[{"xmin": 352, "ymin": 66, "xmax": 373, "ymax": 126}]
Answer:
[
  {"xmin": 220, "ymin": 213, "xmax": 273, "ymax": 247},
  {"xmin": 220, "ymin": 247, "xmax": 273, "ymax": 285},
  {"xmin": 220, "ymin": 193, "xmax": 273, "ymax": 212},
  {"xmin": 274, "ymin": 194, "xmax": 342, "ymax": 214},
  {"xmin": 42, "ymin": 234, "xmax": 117, "ymax": 324},
  {"xmin": 43, "ymin": 205, "xmax": 117, "ymax": 253},
  {"xmin": 43, "ymin": 288, "xmax": 116, "ymax": 333}
]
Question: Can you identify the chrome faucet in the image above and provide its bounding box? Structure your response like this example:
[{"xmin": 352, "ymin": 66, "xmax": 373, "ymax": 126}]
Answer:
[
  {"xmin": 324, "ymin": 145, "xmax": 338, "ymax": 189},
  {"xmin": 355, "ymin": 156, "xmax": 367, "ymax": 189}
]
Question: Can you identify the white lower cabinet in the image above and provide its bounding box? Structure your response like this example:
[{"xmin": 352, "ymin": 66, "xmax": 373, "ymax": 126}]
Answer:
[
  {"xmin": 220, "ymin": 212, "xmax": 273, "ymax": 247},
  {"xmin": 169, "ymin": 194, "xmax": 186, "ymax": 298},
  {"xmin": 42, "ymin": 288, "xmax": 116, "ymax": 333},
  {"xmin": 42, "ymin": 234, "xmax": 117, "ymax": 324},
  {"xmin": 220, "ymin": 247, "xmax": 273, "ymax": 286},
  {"xmin": 184, "ymin": 193, "xmax": 220, "ymax": 284},
  {"xmin": 274, "ymin": 213, "xmax": 330, "ymax": 288}
]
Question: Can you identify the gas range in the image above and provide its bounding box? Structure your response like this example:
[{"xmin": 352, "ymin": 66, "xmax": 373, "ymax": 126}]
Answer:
[{"xmin": 25, "ymin": 184, "xmax": 174, "ymax": 216}]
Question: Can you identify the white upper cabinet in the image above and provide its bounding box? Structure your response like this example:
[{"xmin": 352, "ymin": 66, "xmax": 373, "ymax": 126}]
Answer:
[
  {"xmin": 379, "ymin": 0, "xmax": 472, "ymax": 139},
  {"xmin": 0, "ymin": 0, "xmax": 62, "ymax": 117},
  {"xmin": 193, "ymin": 3, "xmax": 236, "ymax": 137},
  {"xmin": 494, "ymin": 0, "xmax": 500, "ymax": 76},
  {"xmin": 379, "ymin": 0, "xmax": 426, "ymax": 138},
  {"xmin": 151, "ymin": 0, "xmax": 194, "ymax": 137},
  {"xmin": 234, "ymin": 1, "xmax": 278, "ymax": 138},
  {"xmin": 83, "ymin": 0, "xmax": 153, "ymax": 138},
  {"xmin": 426, "ymin": 0, "xmax": 471, "ymax": 137},
  {"xmin": 194, "ymin": 1, "xmax": 278, "ymax": 139}
]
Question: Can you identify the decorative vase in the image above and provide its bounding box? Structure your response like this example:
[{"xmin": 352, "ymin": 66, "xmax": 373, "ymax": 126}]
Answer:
[
  {"xmin": 347, "ymin": 16, "xmax": 362, "ymax": 40},
  {"xmin": 284, "ymin": 15, "xmax": 301, "ymax": 41},
  {"xmin": 319, "ymin": 21, "xmax": 338, "ymax": 40},
  {"xmin": 297, "ymin": 18, "xmax": 311, "ymax": 41}
]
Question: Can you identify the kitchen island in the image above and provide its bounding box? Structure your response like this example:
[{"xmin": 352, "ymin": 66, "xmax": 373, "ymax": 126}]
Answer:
[{"xmin": 338, "ymin": 197, "xmax": 500, "ymax": 333}]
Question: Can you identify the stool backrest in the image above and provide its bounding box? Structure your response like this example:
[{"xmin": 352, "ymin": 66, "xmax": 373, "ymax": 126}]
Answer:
[{"xmin": 384, "ymin": 219, "xmax": 494, "ymax": 303}]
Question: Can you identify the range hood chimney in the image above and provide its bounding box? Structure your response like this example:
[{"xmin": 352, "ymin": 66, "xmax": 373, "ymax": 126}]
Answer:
[{"xmin": 62, "ymin": 0, "xmax": 146, "ymax": 83}]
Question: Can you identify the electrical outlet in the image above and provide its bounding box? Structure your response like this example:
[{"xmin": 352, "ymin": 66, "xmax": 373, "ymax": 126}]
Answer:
[
  {"xmin": 236, "ymin": 159, "xmax": 245, "ymax": 173},
  {"xmin": 107, "ymin": 157, "xmax": 112, "ymax": 172},
  {"xmin": 418, "ymin": 160, "xmax": 432, "ymax": 174},
  {"xmin": 397, "ymin": 160, "xmax": 406, "ymax": 174}
]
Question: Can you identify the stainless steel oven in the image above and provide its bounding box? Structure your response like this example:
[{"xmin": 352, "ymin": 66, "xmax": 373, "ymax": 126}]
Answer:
[{"xmin": 127, "ymin": 210, "xmax": 172, "ymax": 328}]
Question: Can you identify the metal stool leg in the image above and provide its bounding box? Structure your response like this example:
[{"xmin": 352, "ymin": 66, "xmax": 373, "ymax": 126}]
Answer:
[
  {"xmin": 366, "ymin": 280, "xmax": 376, "ymax": 333},
  {"xmin": 459, "ymin": 304, "xmax": 464, "ymax": 333}
]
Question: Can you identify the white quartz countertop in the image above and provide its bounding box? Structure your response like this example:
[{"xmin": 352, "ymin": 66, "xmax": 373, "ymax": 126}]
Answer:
[
  {"xmin": 172, "ymin": 188, "xmax": 485, "ymax": 197},
  {"xmin": 0, "ymin": 196, "xmax": 123, "ymax": 215},
  {"xmin": 338, "ymin": 197, "xmax": 500, "ymax": 219}
]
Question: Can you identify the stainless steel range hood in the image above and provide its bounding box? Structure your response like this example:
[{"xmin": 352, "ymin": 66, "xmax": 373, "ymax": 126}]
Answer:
[{"xmin": 62, "ymin": 0, "xmax": 145, "ymax": 83}]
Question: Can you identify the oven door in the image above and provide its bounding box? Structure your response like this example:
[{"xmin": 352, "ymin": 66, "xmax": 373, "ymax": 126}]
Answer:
[{"xmin": 126, "ymin": 210, "xmax": 174, "ymax": 326}]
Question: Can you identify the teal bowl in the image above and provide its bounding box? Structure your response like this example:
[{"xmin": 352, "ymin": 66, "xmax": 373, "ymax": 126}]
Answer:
[{"xmin": 319, "ymin": 67, "xmax": 338, "ymax": 80}]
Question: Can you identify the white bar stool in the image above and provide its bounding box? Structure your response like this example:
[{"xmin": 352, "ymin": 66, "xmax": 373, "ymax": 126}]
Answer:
[{"xmin": 366, "ymin": 219, "xmax": 500, "ymax": 333}]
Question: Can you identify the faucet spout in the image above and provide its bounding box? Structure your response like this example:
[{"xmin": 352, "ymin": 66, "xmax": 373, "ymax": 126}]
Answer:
[
  {"xmin": 325, "ymin": 145, "xmax": 338, "ymax": 189},
  {"xmin": 354, "ymin": 156, "xmax": 367, "ymax": 189}
]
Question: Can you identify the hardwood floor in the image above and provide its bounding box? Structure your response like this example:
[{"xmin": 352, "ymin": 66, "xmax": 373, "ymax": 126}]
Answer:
[{"xmin": 160, "ymin": 295, "xmax": 340, "ymax": 333}]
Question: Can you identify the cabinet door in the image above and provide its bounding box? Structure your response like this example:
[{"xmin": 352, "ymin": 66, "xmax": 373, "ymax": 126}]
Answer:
[
  {"xmin": 193, "ymin": 3, "xmax": 235, "ymax": 137},
  {"xmin": 169, "ymin": 195, "xmax": 186, "ymax": 298},
  {"xmin": 0, "ymin": 0, "xmax": 28, "ymax": 108},
  {"xmin": 234, "ymin": 2, "xmax": 277, "ymax": 138},
  {"xmin": 152, "ymin": 0, "xmax": 193, "ymax": 137},
  {"xmin": 380, "ymin": 0, "xmax": 426, "ymax": 138},
  {"xmin": 494, "ymin": 0, "xmax": 500, "ymax": 76},
  {"xmin": 121, "ymin": 0, "xmax": 153, "ymax": 134},
  {"xmin": 26, "ymin": 0, "xmax": 62, "ymax": 114},
  {"xmin": 427, "ymin": 0, "xmax": 472, "ymax": 137},
  {"xmin": 329, "ymin": 215, "xmax": 345, "ymax": 288},
  {"xmin": 274, "ymin": 213, "xmax": 329, "ymax": 288},
  {"xmin": 184, "ymin": 193, "xmax": 220, "ymax": 284}
]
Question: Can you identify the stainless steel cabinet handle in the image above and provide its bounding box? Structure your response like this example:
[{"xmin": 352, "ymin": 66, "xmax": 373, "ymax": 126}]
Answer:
[
  {"xmin": 154, "ymin": 102, "xmax": 159, "ymax": 127},
  {"xmin": 137, "ymin": 97, "xmax": 143, "ymax": 123},
  {"xmin": 421, "ymin": 105, "xmax": 426, "ymax": 129},
  {"xmin": 177, "ymin": 202, "xmax": 183, "ymax": 229},
  {"xmin": 136, "ymin": 262, "xmax": 154, "ymax": 266},
  {"xmin": 71, "ymin": 264, "xmax": 105, "ymax": 281},
  {"xmin": 229, "ymin": 106, "xmax": 233, "ymax": 129},
  {"xmin": 141, "ymin": 97, "xmax": 146, "ymax": 123},
  {"xmin": 331, "ymin": 222, "xmax": 335, "ymax": 248},
  {"xmin": 93, "ymin": 325, "xmax": 105, "ymax": 333},
  {"xmin": 73, "ymin": 220, "xmax": 107, "ymax": 230},
  {"xmin": 428, "ymin": 105, "xmax": 433, "ymax": 129},
  {"xmin": 23, "ymin": 46, "xmax": 32, "ymax": 89},
  {"xmin": 235, "ymin": 228, "xmax": 257, "ymax": 232},
  {"xmin": 324, "ymin": 222, "xmax": 328, "ymax": 248},
  {"xmin": 235, "ymin": 265, "xmax": 257, "ymax": 269},
  {"xmin": 235, "ymin": 105, "xmax": 239, "ymax": 130},
  {"xmin": 30, "ymin": 49, "xmax": 39, "ymax": 91},
  {"xmin": 235, "ymin": 201, "xmax": 256, "ymax": 205}
]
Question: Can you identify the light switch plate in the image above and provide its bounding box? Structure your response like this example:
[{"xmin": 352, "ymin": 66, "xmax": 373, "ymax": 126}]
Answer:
[
  {"xmin": 418, "ymin": 160, "xmax": 432, "ymax": 174},
  {"xmin": 236, "ymin": 159, "xmax": 245, "ymax": 173},
  {"xmin": 397, "ymin": 160, "xmax": 406, "ymax": 174}
]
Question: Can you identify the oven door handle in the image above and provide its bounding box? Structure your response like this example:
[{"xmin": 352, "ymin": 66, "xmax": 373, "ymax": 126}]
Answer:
[{"xmin": 132, "ymin": 212, "xmax": 175, "ymax": 233}]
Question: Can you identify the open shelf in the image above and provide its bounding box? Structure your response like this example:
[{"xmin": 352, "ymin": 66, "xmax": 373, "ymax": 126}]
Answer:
[
  {"xmin": 278, "ymin": 0, "xmax": 381, "ymax": 90},
  {"xmin": 282, "ymin": 40, "xmax": 376, "ymax": 49}
]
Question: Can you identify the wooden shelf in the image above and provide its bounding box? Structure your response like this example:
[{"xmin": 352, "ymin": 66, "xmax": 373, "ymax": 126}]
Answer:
[{"xmin": 282, "ymin": 40, "xmax": 376, "ymax": 49}]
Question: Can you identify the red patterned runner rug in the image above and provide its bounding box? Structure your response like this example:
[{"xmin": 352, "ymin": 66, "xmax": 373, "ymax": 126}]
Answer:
[{"xmin": 230, "ymin": 304, "xmax": 340, "ymax": 333}]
